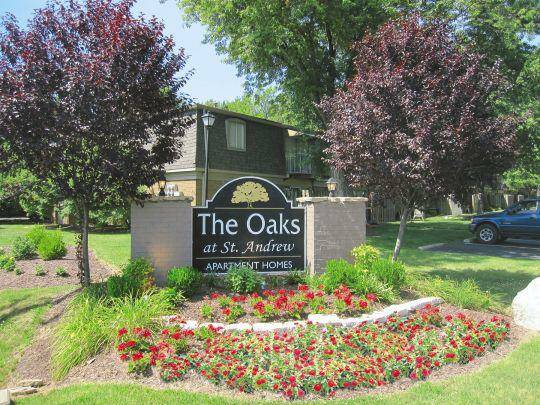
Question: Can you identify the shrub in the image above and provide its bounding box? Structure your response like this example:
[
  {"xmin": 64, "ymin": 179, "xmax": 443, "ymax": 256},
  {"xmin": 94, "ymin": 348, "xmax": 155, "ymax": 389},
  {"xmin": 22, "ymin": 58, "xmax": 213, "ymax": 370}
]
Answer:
[
  {"xmin": 321, "ymin": 259, "xmax": 358, "ymax": 293},
  {"xmin": 12, "ymin": 236, "xmax": 36, "ymax": 259},
  {"xmin": 15, "ymin": 267, "xmax": 23, "ymax": 275},
  {"xmin": 225, "ymin": 266, "xmax": 263, "ymax": 294},
  {"xmin": 351, "ymin": 244, "xmax": 381, "ymax": 269},
  {"xmin": 26, "ymin": 225, "xmax": 47, "ymax": 247},
  {"xmin": 0, "ymin": 255, "xmax": 16, "ymax": 272},
  {"xmin": 55, "ymin": 266, "xmax": 69, "ymax": 277},
  {"xmin": 121, "ymin": 258, "xmax": 154, "ymax": 292},
  {"xmin": 51, "ymin": 288, "xmax": 173, "ymax": 380},
  {"xmin": 370, "ymin": 258, "xmax": 406, "ymax": 291},
  {"xmin": 37, "ymin": 231, "xmax": 67, "ymax": 260},
  {"xmin": 167, "ymin": 266, "xmax": 203, "ymax": 297},
  {"xmin": 35, "ymin": 265, "xmax": 47, "ymax": 276}
]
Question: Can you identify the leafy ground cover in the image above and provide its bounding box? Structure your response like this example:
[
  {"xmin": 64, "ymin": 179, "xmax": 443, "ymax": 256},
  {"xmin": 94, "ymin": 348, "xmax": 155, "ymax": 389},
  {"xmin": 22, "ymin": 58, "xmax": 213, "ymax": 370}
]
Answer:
[
  {"xmin": 0, "ymin": 286, "xmax": 72, "ymax": 386},
  {"xmin": 115, "ymin": 305, "xmax": 510, "ymax": 399},
  {"xmin": 14, "ymin": 330, "xmax": 540, "ymax": 405}
]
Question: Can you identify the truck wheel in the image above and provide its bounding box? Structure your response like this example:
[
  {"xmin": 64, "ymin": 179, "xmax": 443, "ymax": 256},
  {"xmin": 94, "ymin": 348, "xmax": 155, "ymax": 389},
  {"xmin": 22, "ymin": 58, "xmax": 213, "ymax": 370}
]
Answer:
[{"xmin": 476, "ymin": 224, "xmax": 498, "ymax": 245}]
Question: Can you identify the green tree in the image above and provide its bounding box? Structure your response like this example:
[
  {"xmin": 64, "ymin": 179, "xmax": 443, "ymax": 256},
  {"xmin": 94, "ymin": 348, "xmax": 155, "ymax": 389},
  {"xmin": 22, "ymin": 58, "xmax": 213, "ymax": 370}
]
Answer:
[
  {"xmin": 206, "ymin": 86, "xmax": 298, "ymax": 126},
  {"xmin": 179, "ymin": 0, "xmax": 397, "ymax": 129},
  {"xmin": 417, "ymin": 0, "xmax": 539, "ymax": 190}
]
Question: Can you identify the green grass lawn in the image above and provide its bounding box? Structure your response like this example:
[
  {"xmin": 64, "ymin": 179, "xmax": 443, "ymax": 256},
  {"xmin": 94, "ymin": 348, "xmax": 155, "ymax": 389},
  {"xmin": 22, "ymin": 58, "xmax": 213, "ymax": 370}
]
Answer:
[
  {"xmin": 0, "ymin": 286, "xmax": 73, "ymax": 387},
  {"xmin": 367, "ymin": 217, "xmax": 540, "ymax": 307},
  {"xmin": 16, "ymin": 335, "xmax": 540, "ymax": 404},
  {"xmin": 0, "ymin": 224, "xmax": 130, "ymax": 269}
]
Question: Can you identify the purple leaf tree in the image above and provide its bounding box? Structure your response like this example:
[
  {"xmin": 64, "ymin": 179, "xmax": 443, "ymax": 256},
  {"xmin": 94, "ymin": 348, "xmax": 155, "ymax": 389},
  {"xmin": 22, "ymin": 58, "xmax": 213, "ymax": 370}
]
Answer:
[
  {"xmin": 320, "ymin": 15, "xmax": 518, "ymax": 261},
  {"xmin": 0, "ymin": 0, "xmax": 192, "ymax": 284}
]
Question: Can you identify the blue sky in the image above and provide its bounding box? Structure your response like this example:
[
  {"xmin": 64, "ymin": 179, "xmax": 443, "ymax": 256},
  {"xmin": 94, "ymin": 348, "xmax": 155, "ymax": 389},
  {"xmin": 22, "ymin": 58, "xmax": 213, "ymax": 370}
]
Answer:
[{"xmin": 0, "ymin": 0, "xmax": 245, "ymax": 102}]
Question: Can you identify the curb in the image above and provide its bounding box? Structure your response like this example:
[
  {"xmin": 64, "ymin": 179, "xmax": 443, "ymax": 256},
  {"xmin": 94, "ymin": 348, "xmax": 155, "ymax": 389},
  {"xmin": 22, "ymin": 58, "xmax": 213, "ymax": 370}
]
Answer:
[{"xmin": 163, "ymin": 297, "xmax": 444, "ymax": 333}]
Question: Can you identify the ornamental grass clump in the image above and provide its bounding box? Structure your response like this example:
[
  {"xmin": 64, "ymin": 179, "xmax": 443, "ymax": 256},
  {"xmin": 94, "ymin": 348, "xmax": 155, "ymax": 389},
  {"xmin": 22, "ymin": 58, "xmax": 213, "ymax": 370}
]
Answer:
[{"xmin": 51, "ymin": 288, "xmax": 173, "ymax": 380}]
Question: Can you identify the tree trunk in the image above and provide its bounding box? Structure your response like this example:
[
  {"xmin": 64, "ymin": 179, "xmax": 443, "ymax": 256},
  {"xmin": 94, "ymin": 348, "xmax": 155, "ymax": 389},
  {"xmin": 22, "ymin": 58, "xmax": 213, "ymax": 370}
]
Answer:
[
  {"xmin": 81, "ymin": 202, "xmax": 91, "ymax": 286},
  {"xmin": 392, "ymin": 206, "xmax": 410, "ymax": 262}
]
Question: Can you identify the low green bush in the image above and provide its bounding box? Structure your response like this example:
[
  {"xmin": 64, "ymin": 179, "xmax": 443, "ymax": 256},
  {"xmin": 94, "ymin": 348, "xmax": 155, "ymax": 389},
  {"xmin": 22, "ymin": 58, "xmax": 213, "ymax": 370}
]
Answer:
[
  {"xmin": 35, "ymin": 265, "xmax": 47, "ymax": 276},
  {"xmin": 15, "ymin": 267, "xmax": 23, "ymax": 275},
  {"xmin": 37, "ymin": 232, "xmax": 67, "ymax": 260},
  {"xmin": 121, "ymin": 258, "xmax": 154, "ymax": 291},
  {"xmin": 167, "ymin": 266, "xmax": 203, "ymax": 296},
  {"xmin": 369, "ymin": 258, "xmax": 406, "ymax": 291},
  {"xmin": 11, "ymin": 236, "xmax": 36, "ymax": 260},
  {"xmin": 321, "ymin": 259, "xmax": 358, "ymax": 293},
  {"xmin": 55, "ymin": 266, "xmax": 69, "ymax": 277},
  {"xmin": 26, "ymin": 225, "xmax": 47, "ymax": 247},
  {"xmin": 0, "ymin": 255, "xmax": 16, "ymax": 272},
  {"xmin": 51, "ymin": 288, "xmax": 174, "ymax": 380},
  {"xmin": 351, "ymin": 244, "xmax": 381, "ymax": 269},
  {"xmin": 225, "ymin": 266, "xmax": 263, "ymax": 294}
]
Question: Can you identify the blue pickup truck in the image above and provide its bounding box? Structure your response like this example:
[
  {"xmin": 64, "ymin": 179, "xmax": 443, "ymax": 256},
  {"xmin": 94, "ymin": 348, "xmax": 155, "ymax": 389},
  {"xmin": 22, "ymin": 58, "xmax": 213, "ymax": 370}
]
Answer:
[{"xmin": 469, "ymin": 198, "xmax": 540, "ymax": 244}]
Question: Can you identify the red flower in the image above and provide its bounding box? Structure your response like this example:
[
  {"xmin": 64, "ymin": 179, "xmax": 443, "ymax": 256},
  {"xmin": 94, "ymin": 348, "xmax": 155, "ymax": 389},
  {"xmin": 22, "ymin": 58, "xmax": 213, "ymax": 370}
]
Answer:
[
  {"xmin": 392, "ymin": 370, "xmax": 400, "ymax": 378},
  {"xmin": 298, "ymin": 284, "xmax": 309, "ymax": 291},
  {"xmin": 210, "ymin": 293, "xmax": 220, "ymax": 299},
  {"xmin": 366, "ymin": 293, "xmax": 377, "ymax": 302},
  {"xmin": 132, "ymin": 352, "xmax": 143, "ymax": 361},
  {"xmin": 445, "ymin": 353, "xmax": 456, "ymax": 359},
  {"xmin": 358, "ymin": 300, "xmax": 368, "ymax": 309},
  {"xmin": 256, "ymin": 378, "xmax": 266, "ymax": 385},
  {"xmin": 118, "ymin": 328, "xmax": 128, "ymax": 337},
  {"xmin": 313, "ymin": 383, "xmax": 322, "ymax": 392},
  {"xmin": 222, "ymin": 308, "xmax": 231, "ymax": 316}
]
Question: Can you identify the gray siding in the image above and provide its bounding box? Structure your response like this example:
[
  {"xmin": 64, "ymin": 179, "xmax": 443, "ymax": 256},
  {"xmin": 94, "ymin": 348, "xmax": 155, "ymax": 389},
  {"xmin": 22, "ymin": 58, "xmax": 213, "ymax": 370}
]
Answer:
[
  {"xmin": 165, "ymin": 112, "xmax": 198, "ymax": 171},
  {"xmin": 194, "ymin": 109, "xmax": 287, "ymax": 176}
]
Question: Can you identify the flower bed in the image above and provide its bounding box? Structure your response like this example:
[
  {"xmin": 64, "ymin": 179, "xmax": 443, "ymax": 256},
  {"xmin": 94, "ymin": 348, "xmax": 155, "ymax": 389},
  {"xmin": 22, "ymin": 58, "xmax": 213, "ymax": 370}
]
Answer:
[
  {"xmin": 117, "ymin": 305, "xmax": 510, "ymax": 399},
  {"xmin": 177, "ymin": 284, "xmax": 379, "ymax": 324}
]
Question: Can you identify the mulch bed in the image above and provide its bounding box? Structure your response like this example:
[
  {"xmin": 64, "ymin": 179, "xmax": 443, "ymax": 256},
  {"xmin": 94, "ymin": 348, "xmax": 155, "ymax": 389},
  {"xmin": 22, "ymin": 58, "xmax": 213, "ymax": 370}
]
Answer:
[
  {"xmin": 0, "ymin": 247, "xmax": 116, "ymax": 290},
  {"xmin": 9, "ymin": 295, "xmax": 532, "ymax": 402}
]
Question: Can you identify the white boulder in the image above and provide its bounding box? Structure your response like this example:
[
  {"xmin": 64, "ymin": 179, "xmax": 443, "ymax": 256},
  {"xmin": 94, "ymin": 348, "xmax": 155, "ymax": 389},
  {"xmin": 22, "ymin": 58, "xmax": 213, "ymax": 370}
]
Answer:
[{"xmin": 512, "ymin": 277, "xmax": 540, "ymax": 331}]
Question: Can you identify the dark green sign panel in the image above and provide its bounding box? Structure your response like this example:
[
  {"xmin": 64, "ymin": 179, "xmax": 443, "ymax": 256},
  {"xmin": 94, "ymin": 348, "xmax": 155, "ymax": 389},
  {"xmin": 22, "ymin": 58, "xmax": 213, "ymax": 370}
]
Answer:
[{"xmin": 193, "ymin": 177, "xmax": 305, "ymax": 274}]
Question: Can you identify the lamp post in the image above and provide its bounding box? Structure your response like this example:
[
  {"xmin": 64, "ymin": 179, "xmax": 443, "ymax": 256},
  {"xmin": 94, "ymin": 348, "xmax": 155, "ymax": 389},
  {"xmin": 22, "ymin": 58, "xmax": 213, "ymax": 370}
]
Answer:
[
  {"xmin": 326, "ymin": 177, "xmax": 338, "ymax": 198},
  {"xmin": 201, "ymin": 110, "xmax": 215, "ymax": 203},
  {"xmin": 158, "ymin": 175, "xmax": 167, "ymax": 197}
]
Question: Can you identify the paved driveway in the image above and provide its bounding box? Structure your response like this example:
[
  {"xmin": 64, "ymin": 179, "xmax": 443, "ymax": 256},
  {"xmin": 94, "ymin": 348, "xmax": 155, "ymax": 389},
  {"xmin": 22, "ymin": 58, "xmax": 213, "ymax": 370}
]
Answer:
[{"xmin": 419, "ymin": 238, "xmax": 540, "ymax": 260}]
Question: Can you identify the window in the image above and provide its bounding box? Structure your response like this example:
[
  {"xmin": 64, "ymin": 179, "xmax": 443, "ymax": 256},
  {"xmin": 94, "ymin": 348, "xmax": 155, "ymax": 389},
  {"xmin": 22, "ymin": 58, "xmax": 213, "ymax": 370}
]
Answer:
[
  {"xmin": 225, "ymin": 119, "xmax": 246, "ymax": 151},
  {"xmin": 511, "ymin": 201, "xmax": 539, "ymax": 215}
]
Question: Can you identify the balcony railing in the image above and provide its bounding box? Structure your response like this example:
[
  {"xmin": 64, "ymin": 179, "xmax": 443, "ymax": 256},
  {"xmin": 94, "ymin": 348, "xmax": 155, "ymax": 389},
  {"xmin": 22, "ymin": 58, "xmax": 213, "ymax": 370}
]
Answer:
[{"xmin": 286, "ymin": 153, "xmax": 312, "ymax": 175}]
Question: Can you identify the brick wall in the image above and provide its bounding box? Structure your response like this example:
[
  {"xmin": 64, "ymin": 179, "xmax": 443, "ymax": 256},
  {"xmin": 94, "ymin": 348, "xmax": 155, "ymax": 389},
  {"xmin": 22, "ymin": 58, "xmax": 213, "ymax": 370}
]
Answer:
[
  {"xmin": 298, "ymin": 197, "xmax": 368, "ymax": 275},
  {"xmin": 131, "ymin": 196, "xmax": 193, "ymax": 285}
]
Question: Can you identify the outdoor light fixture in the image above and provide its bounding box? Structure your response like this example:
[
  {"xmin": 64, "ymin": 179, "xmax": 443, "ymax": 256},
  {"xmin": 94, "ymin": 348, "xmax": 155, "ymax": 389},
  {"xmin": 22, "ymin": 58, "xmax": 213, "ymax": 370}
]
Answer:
[
  {"xmin": 326, "ymin": 177, "xmax": 338, "ymax": 197},
  {"xmin": 158, "ymin": 176, "xmax": 167, "ymax": 197},
  {"xmin": 201, "ymin": 110, "xmax": 216, "ymax": 203},
  {"xmin": 201, "ymin": 111, "xmax": 216, "ymax": 127}
]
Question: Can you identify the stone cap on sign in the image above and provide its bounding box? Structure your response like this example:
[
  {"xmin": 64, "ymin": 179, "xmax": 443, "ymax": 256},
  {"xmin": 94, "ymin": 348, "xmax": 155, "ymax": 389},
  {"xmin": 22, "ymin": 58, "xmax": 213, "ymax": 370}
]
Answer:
[
  {"xmin": 296, "ymin": 196, "xmax": 368, "ymax": 204},
  {"xmin": 141, "ymin": 195, "xmax": 194, "ymax": 203}
]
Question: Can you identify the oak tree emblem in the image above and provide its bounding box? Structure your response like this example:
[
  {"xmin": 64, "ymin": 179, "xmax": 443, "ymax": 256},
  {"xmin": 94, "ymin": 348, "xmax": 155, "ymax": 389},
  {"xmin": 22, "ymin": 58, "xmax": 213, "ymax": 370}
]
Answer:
[{"xmin": 231, "ymin": 181, "xmax": 269, "ymax": 207}]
